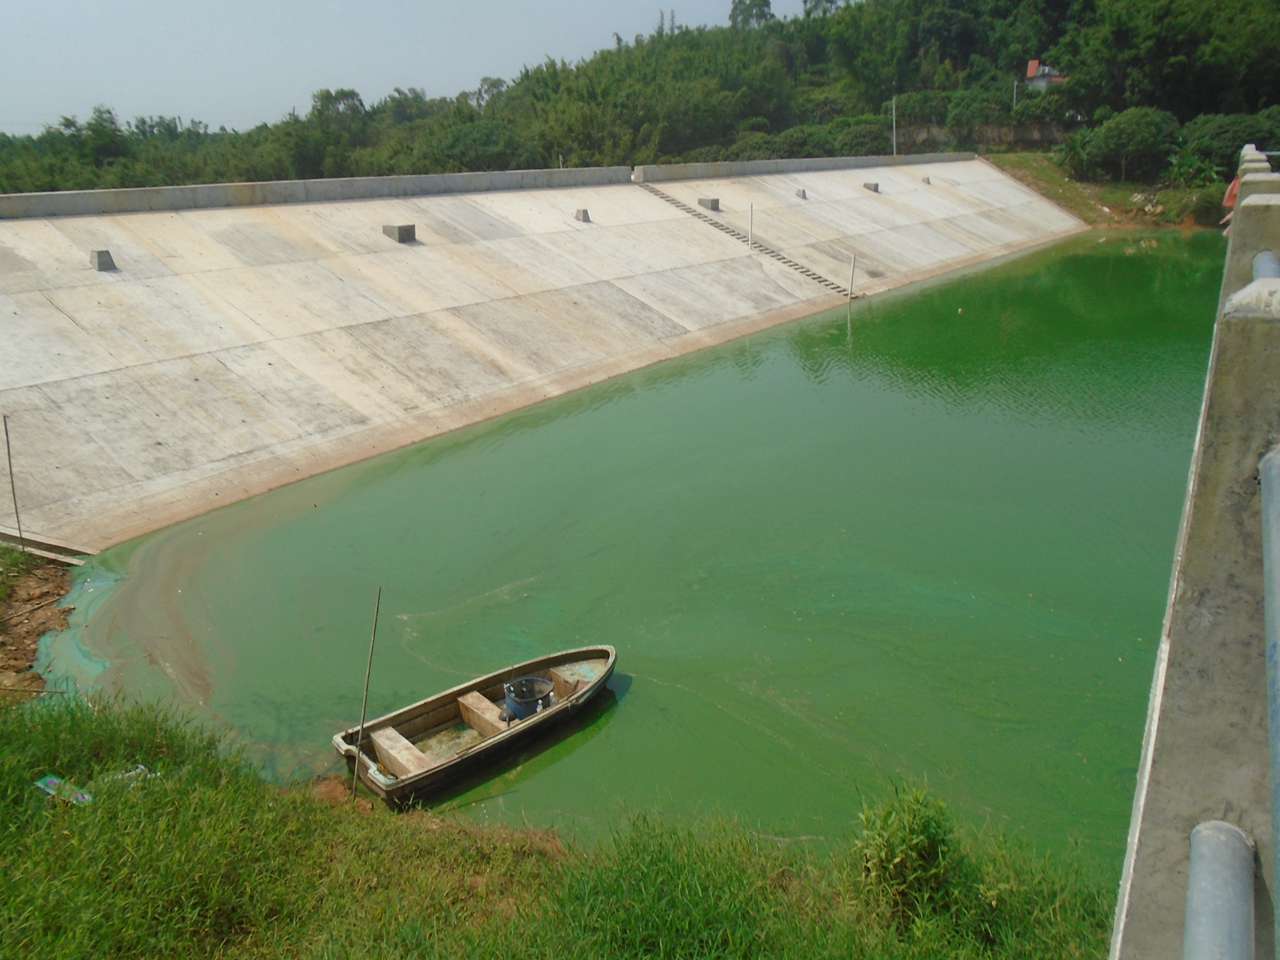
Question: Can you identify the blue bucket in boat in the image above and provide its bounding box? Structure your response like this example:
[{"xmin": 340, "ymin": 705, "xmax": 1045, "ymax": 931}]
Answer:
[{"xmin": 504, "ymin": 676, "xmax": 554, "ymax": 720}]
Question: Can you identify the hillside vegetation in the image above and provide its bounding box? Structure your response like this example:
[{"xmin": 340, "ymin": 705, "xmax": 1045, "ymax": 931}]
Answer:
[
  {"xmin": 0, "ymin": 696, "xmax": 1110, "ymax": 959},
  {"xmin": 1, "ymin": 0, "xmax": 1277, "ymax": 194}
]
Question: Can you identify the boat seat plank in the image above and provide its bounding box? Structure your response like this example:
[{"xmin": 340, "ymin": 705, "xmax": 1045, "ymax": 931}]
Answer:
[
  {"xmin": 458, "ymin": 691, "xmax": 505, "ymax": 738},
  {"xmin": 369, "ymin": 726, "xmax": 431, "ymax": 778},
  {"xmin": 549, "ymin": 666, "xmax": 582, "ymax": 701}
]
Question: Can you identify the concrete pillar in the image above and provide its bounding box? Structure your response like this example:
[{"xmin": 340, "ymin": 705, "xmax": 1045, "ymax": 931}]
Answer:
[
  {"xmin": 1221, "ymin": 195, "xmax": 1280, "ymax": 310},
  {"xmin": 1240, "ymin": 174, "xmax": 1280, "ymax": 205},
  {"xmin": 1240, "ymin": 160, "xmax": 1272, "ymax": 177},
  {"xmin": 573, "ymin": 208, "xmax": 591, "ymax": 223},
  {"xmin": 862, "ymin": 182, "xmax": 881, "ymax": 193},
  {"xmin": 697, "ymin": 197, "xmax": 720, "ymax": 211},
  {"xmin": 382, "ymin": 224, "xmax": 415, "ymax": 243},
  {"xmin": 89, "ymin": 250, "xmax": 116, "ymax": 271}
]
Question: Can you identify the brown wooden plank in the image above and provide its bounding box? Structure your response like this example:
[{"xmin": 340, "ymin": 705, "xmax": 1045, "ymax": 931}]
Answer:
[
  {"xmin": 370, "ymin": 726, "xmax": 431, "ymax": 778},
  {"xmin": 549, "ymin": 666, "xmax": 581, "ymax": 701},
  {"xmin": 458, "ymin": 691, "xmax": 505, "ymax": 738}
]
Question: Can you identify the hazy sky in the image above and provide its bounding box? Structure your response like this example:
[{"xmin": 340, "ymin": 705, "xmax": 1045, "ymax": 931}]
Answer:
[{"xmin": 3, "ymin": 0, "xmax": 806, "ymax": 135}]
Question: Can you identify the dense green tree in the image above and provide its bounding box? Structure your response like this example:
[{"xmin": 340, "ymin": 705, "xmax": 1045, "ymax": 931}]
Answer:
[
  {"xmin": 2, "ymin": 0, "xmax": 1277, "ymax": 194},
  {"xmin": 730, "ymin": 0, "xmax": 775, "ymax": 30}
]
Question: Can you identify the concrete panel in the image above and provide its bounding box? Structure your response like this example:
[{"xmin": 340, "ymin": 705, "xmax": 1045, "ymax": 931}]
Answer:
[{"xmin": 0, "ymin": 158, "xmax": 1082, "ymax": 550}]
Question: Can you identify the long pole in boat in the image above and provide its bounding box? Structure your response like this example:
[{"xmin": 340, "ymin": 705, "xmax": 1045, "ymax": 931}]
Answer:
[
  {"xmin": 351, "ymin": 586, "xmax": 383, "ymax": 801},
  {"xmin": 3, "ymin": 415, "xmax": 24, "ymax": 554}
]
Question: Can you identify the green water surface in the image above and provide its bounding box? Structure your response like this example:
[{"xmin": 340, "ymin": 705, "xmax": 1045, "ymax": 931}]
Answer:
[{"xmin": 44, "ymin": 230, "xmax": 1224, "ymax": 869}]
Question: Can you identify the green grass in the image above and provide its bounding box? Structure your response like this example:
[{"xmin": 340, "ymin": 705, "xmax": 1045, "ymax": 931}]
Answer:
[
  {"xmin": 987, "ymin": 152, "xmax": 1223, "ymax": 227},
  {"xmin": 0, "ymin": 697, "xmax": 1112, "ymax": 959},
  {"xmin": 0, "ymin": 546, "xmax": 38, "ymax": 608}
]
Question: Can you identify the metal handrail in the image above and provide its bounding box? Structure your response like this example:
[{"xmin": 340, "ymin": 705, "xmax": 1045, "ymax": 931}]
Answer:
[
  {"xmin": 1260, "ymin": 447, "xmax": 1280, "ymax": 952},
  {"xmin": 1183, "ymin": 821, "xmax": 1256, "ymax": 960}
]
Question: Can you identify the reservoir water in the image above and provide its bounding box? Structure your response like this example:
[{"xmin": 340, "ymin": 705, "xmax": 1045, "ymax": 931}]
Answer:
[{"xmin": 43, "ymin": 230, "xmax": 1224, "ymax": 869}]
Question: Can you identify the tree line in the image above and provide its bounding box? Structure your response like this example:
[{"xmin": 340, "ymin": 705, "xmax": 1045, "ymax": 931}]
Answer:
[{"xmin": 2, "ymin": 0, "xmax": 1277, "ymax": 194}]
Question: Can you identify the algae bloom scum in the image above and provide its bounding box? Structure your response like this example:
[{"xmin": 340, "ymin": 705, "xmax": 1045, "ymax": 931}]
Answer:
[{"xmin": 42, "ymin": 230, "xmax": 1223, "ymax": 870}]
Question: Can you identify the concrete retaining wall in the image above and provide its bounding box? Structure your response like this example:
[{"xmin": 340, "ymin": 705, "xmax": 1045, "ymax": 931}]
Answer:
[
  {"xmin": 1111, "ymin": 144, "xmax": 1279, "ymax": 960},
  {"xmin": 0, "ymin": 156, "xmax": 1082, "ymax": 551},
  {"xmin": 631, "ymin": 152, "xmax": 975, "ymax": 183},
  {"xmin": 0, "ymin": 166, "xmax": 634, "ymax": 220}
]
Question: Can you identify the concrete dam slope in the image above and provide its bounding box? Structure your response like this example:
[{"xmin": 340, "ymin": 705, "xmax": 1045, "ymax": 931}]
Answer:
[{"xmin": 0, "ymin": 155, "xmax": 1083, "ymax": 552}]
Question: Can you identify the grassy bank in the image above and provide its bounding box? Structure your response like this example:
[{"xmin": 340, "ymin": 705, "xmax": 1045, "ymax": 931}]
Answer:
[
  {"xmin": 987, "ymin": 152, "xmax": 1223, "ymax": 228},
  {"xmin": 0, "ymin": 697, "xmax": 1111, "ymax": 959}
]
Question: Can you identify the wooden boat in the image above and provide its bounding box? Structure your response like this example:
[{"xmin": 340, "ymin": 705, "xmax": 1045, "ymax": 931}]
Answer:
[{"xmin": 332, "ymin": 645, "xmax": 616, "ymax": 804}]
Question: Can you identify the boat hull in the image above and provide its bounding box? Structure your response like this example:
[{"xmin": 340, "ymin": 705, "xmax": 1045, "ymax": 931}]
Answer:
[{"xmin": 332, "ymin": 645, "xmax": 616, "ymax": 805}]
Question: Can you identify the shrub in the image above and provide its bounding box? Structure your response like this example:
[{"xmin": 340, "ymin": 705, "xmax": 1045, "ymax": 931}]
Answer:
[
  {"xmin": 1182, "ymin": 112, "xmax": 1279, "ymax": 179},
  {"xmin": 885, "ymin": 90, "xmax": 953, "ymax": 126},
  {"xmin": 679, "ymin": 145, "xmax": 726, "ymax": 163},
  {"xmin": 437, "ymin": 120, "xmax": 530, "ymax": 172},
  {"xmin": 1164, "ymin": 148, "xmax": 1220, "ymax": 187},
  {"xmin": 796, "ymin": 83, "xmax": 861, "ymax": 124},
  {"xmin": 775, "ymin": 123, "xmax": 837, "ymax": 158},
  {"xmin": 1011, "ymin": 89, "xmax": 1072, "ymax": 126},
  {"xmin": 855, "ymin": 784, "xmax": 962, "ymax": 928},
  {"xmin": 725, "ymin": 131, "xmax": 781, "ymax": 160},
  {"xmin": 832, "ymin": 116, "xmax": 892, "ymax": 156},
  {"xmin": 1084, "ymin": 107, "xmax": 1180, "ymax": 181},
  {"xmin": 946, "ymin": 86, "xmax": 1012, "ymax": 140}
]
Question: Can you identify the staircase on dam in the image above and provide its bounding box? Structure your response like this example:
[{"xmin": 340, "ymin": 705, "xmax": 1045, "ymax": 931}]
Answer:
[{"xmin": 635, "ymin": 181, "xmax": 853, "ymax": 298}]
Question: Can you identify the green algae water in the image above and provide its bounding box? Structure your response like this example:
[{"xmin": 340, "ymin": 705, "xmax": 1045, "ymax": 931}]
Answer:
[{"xmin": 44, "ymin": 231, "xmax": 1223, "ymax": 868}]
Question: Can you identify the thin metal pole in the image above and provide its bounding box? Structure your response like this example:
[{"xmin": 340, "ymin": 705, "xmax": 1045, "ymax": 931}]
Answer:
[
  {"xmin": 3, "ymin": 415, "xmax": 24, "ymax": 554},
  {"xmin": 892, "ymin": 96, "xmax": 897, "ymax": 156},
  {"xmin": 847, "ymin": 254, "xmax": 857, "ymax": 337},
  {"xmin": 748, "ymin": 203, "xmax": 753, "ymax": 252},
  {"xmin": 1012, "ymin": 80, "xmax": 1017, "ymax": 111},
  {"xmin": 351, "ymin": 586, "xmax": 383, "ymax": 801}
]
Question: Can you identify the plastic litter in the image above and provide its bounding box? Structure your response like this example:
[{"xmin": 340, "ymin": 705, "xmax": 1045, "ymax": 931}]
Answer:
[{"xmin": 33, "ymin": 775, "xmax": 92, "ymax": 805}]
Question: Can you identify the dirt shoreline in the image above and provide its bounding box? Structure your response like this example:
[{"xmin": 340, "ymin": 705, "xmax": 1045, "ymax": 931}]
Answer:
[{"xmin": 0, "ymin": 560, "xmax": 72, "ymax": 699}]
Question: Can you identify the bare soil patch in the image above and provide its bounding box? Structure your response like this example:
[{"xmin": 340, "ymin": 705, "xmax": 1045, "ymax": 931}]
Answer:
[{"xmin": 0, "ymin": 561, "xmax": 71, "ymax": 699}]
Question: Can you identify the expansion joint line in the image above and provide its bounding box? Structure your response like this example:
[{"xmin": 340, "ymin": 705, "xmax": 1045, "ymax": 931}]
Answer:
[{"xmin": 635, "ymin": 182, "xmax": 852, "ymax": 298}]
